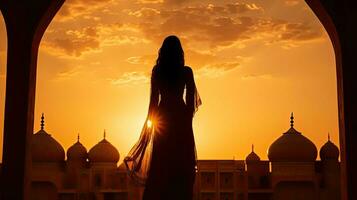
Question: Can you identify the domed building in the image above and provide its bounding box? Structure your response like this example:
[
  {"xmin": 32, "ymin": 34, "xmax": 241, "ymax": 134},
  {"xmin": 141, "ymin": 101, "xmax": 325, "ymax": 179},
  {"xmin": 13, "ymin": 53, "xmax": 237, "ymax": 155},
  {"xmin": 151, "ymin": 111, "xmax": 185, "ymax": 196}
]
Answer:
[
  {"xmin": 88, "ymin": 131, "xmax": 120, "ymax": 164},
  {"xmin": 67, "ymin": 134, "xmax": 88, "ymax": 162},
  {"xmin": 268, "ymin": 113, "xmax": 318, "ymax": 200},
  {"xmin": 31, "ymin": 114, "xmax": 65, "ymax": 163},
  {"xmin": 320, "ymin": 135, "xmax": 339, "ymax": 161},
  {"xmin": 268, "ymin": 114, "xmax": 317, "ymax": 162},
  {"xmin": 64, "ymin": 135, "xmax": 88, "ymax": 189},
  {"xmin": 266, "ymin": 114, "xmax": 340, "ymax": 200},
  {"xmin": 246, "ymin": 145, "xmax": 260, "ymax": 163},
  {"xmin": 245, "ymin": 145, "xmax": 270, "ymax": 192},
  {"xmin": 17, "ymin": 113, "xmax": 341, "ymax": 200},
  {"xmin": 86, "ymin": 131, "xmax": 122, "ymax": 194},
  {"xmin": 27, "ymin": 115, "xmax": 135, "ymax": 200},
  {"xmin": 319, "ymin": 135, "xmax": 341, "ymax": 200},
  {"xmin": 30, "ymin": 114, "xmax": 66, "ymax": 200}
]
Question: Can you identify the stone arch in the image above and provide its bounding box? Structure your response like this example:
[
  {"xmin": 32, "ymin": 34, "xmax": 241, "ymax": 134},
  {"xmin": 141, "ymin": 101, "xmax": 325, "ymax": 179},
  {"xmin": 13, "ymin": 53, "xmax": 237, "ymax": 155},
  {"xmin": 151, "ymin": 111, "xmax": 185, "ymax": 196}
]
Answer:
[
  {"xmin": 0, "ymin": 9, "xmax": 7, "ymax": 164},
  {"xmin": 0, "ymin": 0, "xmax": 356, "ymax": 200}
]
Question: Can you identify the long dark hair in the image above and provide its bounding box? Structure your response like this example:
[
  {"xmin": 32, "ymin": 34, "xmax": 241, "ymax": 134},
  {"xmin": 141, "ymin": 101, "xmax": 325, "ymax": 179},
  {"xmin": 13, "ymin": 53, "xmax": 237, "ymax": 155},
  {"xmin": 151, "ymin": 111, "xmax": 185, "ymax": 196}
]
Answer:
[
  {"xmin": 155, "ymin": 35, "xmax": 185, "ymax": 69},
  {"xmin": 152, "ymin": 36, "xmax": 185, "ymax": 85}
]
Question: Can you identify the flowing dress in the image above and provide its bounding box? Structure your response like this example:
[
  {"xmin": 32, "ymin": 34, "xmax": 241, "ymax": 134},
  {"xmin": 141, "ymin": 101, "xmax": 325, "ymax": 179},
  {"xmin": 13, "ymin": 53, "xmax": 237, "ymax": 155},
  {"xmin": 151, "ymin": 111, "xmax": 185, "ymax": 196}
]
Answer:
[{"xmin": 124, "ymin": 66, "xmax": 201, "ymax": 200}]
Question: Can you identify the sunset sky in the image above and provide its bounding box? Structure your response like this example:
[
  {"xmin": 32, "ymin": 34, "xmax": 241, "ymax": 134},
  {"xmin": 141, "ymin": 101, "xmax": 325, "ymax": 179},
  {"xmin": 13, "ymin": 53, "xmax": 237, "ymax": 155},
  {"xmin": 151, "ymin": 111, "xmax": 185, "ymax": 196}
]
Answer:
[{"xmin": 0, "ymin": 0, "xmax": 339, "ymax": 162}]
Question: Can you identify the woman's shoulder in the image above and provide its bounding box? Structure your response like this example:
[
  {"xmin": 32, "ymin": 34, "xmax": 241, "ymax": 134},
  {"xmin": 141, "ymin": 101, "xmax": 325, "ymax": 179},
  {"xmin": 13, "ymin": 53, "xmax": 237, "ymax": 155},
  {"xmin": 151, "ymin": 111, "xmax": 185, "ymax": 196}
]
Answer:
[
  {"xmin": 152, "ymin": 65, "xmax": 159, "ymax": 76},
  {"xmin": 183, "ymin": 66, "xmax": 193, "ymax": 74},
  {"xmin": 183, "ymin": 66, "xmax": 194, "ymax": 80},
  {"xmin": 152, "ymin": 65, "xmax": 159, "ymax": 72}
]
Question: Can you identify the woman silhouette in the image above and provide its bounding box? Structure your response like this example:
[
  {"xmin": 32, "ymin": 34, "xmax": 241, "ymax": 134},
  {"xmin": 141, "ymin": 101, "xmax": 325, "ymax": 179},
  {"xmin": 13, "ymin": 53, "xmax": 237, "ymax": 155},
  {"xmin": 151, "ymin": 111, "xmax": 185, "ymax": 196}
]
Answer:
[{"xmin": 124, "ymin": 35, "xmax": 201, "ymax": 200}]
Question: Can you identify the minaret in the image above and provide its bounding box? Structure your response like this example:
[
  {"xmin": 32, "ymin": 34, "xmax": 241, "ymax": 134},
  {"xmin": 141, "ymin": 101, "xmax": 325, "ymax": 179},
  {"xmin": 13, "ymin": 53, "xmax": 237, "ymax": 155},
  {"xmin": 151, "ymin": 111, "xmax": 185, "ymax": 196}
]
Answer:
[
  {"xmin": 290, "ymin": 112, "xmax": 294, "ymax": 128},
  {"xmin": 65, "ymin": 133, "xmax": 88, "ymax": 189},
  {"xmin": 245, "ymin": 144, "xmax": 268, "ymax": 189},
  {"xmin": 320, "ymin": 133, "xmax": 340, "ymax": 200},
  {"xmin": 41, "ymin": 113, "xmax": 45, "ymax": 130}
]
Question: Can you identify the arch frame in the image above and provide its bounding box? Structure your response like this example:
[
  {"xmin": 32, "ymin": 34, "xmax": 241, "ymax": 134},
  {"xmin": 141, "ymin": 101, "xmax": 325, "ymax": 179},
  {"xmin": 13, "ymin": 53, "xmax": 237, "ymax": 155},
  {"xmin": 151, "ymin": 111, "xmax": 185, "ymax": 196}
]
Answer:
[
  {"xmin": 305, "ymin": 1, "xmax": 357, "ymax": 200},
  {"xmin": 0, "ymin": 0, "xmax": 356, "ymax": 199}
]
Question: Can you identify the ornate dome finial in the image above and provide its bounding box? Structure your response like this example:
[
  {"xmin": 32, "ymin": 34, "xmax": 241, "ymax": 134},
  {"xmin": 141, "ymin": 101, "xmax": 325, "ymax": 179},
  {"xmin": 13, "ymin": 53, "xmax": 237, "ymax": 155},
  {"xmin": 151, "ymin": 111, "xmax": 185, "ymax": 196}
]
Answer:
[
  {"xmin": 328, "ymin": 132, "xmax": 330, "ymax": 141},
  {"xmin": 252, "ymin": 144, "xmax": 254, "ymax": 152},
  {"xmin": 41, "ymin": 113, "xmax": 45, "ymax": 130},
  {"xmin": 103, "ymin": 129, "xmax": 106, "ymax": 139},
  {"xmin": 32, "ymin": 120, "xmax": 65, "ymax": 162},
  {"xmin": 290, "ymin": 112, "xmax": 294, "ymax": 128},
  {"xmin": 77, "ymin": 133, "xmax": 80, "ymax": 142}
]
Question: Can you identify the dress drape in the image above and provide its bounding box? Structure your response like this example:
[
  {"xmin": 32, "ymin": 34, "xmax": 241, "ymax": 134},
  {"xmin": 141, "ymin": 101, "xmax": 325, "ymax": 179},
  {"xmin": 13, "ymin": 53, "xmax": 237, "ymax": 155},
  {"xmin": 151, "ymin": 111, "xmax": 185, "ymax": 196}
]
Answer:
[{"xmin": 124, "ymin": 66, "xmax": 201, "ymax": 200}]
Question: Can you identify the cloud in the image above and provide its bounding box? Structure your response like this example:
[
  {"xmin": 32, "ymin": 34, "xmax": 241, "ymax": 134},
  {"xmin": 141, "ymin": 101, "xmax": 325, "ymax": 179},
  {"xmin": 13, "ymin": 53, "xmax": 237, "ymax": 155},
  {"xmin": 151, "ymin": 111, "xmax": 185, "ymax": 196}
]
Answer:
[
  {"xmin": 42, "ymin": 23, "xmax": 148, "ymax": 57},
  {"xmin": 39, "ymin": 0, "xmax": 324, "ymax": 85},
  {"xmin": 43, "ymin": 1, "xmax": 322, "ymax": 58},
  {"xmin": 43, "ymin": 27, "xmax": 101, "ymax": 57},
  {"xmin": 196, "ymin": 62, "xmax": 240, "ymax": 78},
  {"xmin": 129, "ymin": 8, "xmax": 161, "ymax": 18},
  {"xmin": 136, "ymin": 0, "xmax": 164, "ymax": 4},
  {"xmin": 164, "ymin": 0, "xmax": 189, "ymax": 5},
  {"xmin": 136, "ymin": 0, "xmax": 187, "ymax": 4},
  {"xmin": 276, "ymin": 22, "xmax": 323, "ymax": 41},
  {"xmin": 126, "ymin": 56, "xmax": 147, "ymax": 65},
  {"xmin": 136, "ymin": 11, "xmax": 256, "ymax": 48},
  {"xmin": 225, "ymin": 2, "xmax": 263, "ymax": 14},
  {"xmin": 241, "ymin": 74, "xmax": 273, "ymax": 80},
  {"xmin": 54, "ymin": 66, "xmax": 82, "ymax": 81},
  {"xmin": 55, "ymin": 0, "xmax": 113, "ymax": 21},
  {"xmin": 126, "ymin": 55, "xmax": 156, "ymax": 65},
  {"xmin": 128, "ymin": 3, "xmax": 321, "ymax": 50},
  {"xmin": 260, "ymin": 20, "xmax": 324, "ymax": 48},
  {"xmin": 109, "ymin": 71, "xmax": 149, "ymax": 85},
  {"xmin": 284, "ymin": 0, "xmax": 300, "ymax": 6},
  {"xmin": 99, "ymin": 23, "xmax": 149, "ymax": 47}
]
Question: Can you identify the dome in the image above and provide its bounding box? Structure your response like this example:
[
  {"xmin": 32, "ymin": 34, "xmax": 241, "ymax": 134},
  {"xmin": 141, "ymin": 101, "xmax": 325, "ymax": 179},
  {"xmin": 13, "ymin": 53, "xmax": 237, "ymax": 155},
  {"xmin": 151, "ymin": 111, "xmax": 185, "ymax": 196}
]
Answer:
[
  {"xmin": 246, "ymin": 145, "xmax": 260, "ymax": 163},
  {"xmin": 32, "ymin": 114, "xmax": 65, "ymax": 162},
  {"xmin": 88, "ymin": 133, "xmax": 119, "ymax": 163},
  {"xmin": 320, "ymin": 136, "xmax": 339, "ymax": 160},
  {"xmin": 67, "ymin": 135, "xmax": 88, "ymax": 161},
  {"xmin": 268, "ymin": 114, "xmax": 317, "ymax": 162}
]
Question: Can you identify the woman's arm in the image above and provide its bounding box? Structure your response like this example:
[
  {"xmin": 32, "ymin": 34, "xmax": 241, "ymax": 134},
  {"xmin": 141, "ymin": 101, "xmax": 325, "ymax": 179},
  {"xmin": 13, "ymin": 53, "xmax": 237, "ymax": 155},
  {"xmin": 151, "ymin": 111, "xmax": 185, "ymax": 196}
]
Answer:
[
  {"xmin": 148, "ymin": 69, "xmax": 159, "ymax": 119},
  {"xmin": 185, "ymin": 66, "xmax": 196, "ymax": 117}
]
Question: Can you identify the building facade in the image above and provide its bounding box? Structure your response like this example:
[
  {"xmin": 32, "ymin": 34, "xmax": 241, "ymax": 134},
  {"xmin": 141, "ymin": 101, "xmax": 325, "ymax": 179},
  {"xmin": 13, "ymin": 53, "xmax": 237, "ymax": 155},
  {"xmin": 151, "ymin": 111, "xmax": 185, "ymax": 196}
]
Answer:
[{"xmin": 0, "ymin": 114, "xmax": 341, "ymax": 200}]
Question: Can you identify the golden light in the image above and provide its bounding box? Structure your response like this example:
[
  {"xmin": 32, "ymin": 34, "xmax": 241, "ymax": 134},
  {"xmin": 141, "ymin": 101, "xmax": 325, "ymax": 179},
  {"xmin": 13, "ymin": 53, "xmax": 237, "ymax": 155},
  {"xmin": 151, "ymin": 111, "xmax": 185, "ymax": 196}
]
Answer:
[{"xmin": 147, "ymin": 119, "xmax": 153, "ymax": 128}]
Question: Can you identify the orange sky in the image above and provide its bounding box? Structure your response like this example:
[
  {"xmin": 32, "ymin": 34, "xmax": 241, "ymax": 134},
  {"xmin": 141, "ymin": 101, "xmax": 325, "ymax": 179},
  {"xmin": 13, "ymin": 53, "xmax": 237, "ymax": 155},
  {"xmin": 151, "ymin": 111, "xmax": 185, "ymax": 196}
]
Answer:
[{"xmin": 0, "ymin": 0, "xmax": 339, "ymax": 163}]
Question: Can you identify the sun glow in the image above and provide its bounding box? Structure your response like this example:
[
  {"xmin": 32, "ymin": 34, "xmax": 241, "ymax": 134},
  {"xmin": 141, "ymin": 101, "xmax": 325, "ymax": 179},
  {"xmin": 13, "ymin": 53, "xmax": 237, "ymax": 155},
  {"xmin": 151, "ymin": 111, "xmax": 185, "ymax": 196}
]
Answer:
[{"xmin": 147, "ymin": 119, "xmax": 153, "ymax": 128}]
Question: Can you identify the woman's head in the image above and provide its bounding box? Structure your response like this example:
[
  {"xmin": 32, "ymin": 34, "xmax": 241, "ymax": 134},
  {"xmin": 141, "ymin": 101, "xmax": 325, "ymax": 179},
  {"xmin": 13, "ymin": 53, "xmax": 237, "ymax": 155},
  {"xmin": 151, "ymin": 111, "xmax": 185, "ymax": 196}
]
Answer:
[{"xmin": 156, "ymin": 35, "xmax": 184, "ymax": 69}]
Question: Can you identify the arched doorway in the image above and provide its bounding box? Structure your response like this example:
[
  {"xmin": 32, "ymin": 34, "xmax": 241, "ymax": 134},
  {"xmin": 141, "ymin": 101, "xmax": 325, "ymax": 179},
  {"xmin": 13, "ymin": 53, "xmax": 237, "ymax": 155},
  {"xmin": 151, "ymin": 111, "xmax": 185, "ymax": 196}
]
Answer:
[
  {"xmin": 0, "ymin": 0, "xmax": 356, "ymax": 200},
  {"xmin": 0, "ymin": 10, "xmax": 7, "ymax": 164}
]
